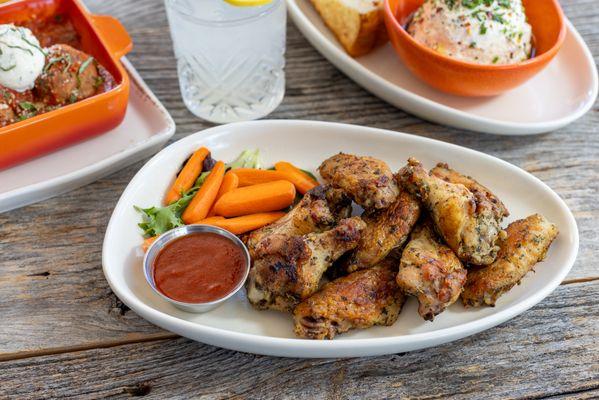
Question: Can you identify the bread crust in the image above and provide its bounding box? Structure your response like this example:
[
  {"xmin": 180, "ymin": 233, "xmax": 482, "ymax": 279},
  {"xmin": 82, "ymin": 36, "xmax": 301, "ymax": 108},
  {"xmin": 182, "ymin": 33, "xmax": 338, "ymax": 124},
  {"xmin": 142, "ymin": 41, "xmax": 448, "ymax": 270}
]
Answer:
[{"xmin": 310, "ymin": 0, "xmax": 387, "ymax": 57}]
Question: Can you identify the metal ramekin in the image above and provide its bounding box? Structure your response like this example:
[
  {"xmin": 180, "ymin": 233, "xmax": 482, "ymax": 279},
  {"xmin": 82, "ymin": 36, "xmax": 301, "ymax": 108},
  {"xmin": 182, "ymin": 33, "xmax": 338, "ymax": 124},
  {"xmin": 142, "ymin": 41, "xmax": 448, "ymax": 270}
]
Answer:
[{"xmin": 143, "ymin": 224, "xmax": 251, "ymax": 313}]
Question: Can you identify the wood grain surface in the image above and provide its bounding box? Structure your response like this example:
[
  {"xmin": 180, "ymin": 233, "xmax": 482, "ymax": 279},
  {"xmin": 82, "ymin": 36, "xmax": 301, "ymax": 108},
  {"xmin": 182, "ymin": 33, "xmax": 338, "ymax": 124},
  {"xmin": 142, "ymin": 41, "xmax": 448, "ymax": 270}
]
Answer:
[
  {"xmin": 0, "ymin": 0, "xmax": 597, "ymax": 397},
  {"xmin": 2, "ymin": 281, "xmax": 597, "ymax": 399}
]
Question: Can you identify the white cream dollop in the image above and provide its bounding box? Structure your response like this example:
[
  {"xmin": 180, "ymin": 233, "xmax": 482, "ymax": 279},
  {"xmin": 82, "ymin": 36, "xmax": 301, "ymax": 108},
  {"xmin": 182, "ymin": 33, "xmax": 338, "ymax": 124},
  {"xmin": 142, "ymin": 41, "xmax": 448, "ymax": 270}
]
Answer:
[
  {"xmin": 0, "ymin": 24, "xmax": 45, "ymax": 92},
  {"xmin": 408, "ymin": 0, "xmax": 532, "ymax": 65}
]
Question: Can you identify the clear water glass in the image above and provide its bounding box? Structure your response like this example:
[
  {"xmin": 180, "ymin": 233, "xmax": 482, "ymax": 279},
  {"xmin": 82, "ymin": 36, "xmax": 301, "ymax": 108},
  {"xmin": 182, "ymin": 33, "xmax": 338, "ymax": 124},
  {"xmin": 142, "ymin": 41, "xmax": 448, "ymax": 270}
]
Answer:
[{"xmin": 164, "ymin": 0, "xmax": 286, "ymax": 124}]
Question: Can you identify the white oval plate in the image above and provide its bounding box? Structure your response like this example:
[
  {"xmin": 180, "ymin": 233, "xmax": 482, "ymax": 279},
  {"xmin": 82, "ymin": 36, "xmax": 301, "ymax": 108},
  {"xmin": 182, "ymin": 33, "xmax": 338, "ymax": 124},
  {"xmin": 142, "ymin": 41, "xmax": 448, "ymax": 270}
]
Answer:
[
  {"xmin": 103, "ymin": 120, "xmax": 578, "ymax": 358},
  {"xmin": 287, "ymin": 0, "xmax": 598, "ymax": 135}
]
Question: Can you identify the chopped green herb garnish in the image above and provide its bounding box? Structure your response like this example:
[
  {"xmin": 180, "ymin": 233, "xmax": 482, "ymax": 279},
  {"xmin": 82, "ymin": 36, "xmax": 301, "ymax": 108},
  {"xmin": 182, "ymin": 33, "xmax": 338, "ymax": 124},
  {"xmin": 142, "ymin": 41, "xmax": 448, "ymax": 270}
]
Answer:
[
  {"xmin": 0, "ymin": 42, "xmax": 33, "ymax": 56},
  {"xmin": 78, "ymin": 57, "xmax": 95, "ymax": 76},
  {"xmin": 19, "ymin": 101, "xmax": 36, "ymax": 111},
  {"xmin": 18, "ymin": 29, "xmax": 46, "ymax": 56},
  {"xmin": 93, "ymin": 75, "xmax": 105, "ymax": 89},
  {"xmin": 0, "ymin": 64, "xmax": 16, "ymax": 72},
  {"xmin": 76, "ymin": 57, "xmax": 95, "ymax": 88}
]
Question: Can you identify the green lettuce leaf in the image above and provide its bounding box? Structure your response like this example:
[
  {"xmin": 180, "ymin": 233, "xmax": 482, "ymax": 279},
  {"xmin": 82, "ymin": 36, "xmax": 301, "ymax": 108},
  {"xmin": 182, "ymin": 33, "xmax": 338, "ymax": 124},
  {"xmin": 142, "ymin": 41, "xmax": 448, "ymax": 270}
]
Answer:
[
  {"xmin": 135, "ymin": 148, "xmax": 263, "ymax": 237},
  {"xmin": 135, "ymin": 190, "xmax": 195, "ymax": 237},
  {"xmin": 227, "ymin": 149, "xmax": 261, "ymax": 170}
]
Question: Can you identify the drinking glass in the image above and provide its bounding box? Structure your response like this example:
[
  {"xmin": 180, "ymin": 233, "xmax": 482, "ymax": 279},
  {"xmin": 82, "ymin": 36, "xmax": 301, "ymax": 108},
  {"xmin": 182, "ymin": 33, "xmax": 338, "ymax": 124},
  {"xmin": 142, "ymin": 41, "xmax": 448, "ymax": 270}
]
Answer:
[{"xmin": 164, "ymin": 0, "xmax": 286, "ymax": 124}]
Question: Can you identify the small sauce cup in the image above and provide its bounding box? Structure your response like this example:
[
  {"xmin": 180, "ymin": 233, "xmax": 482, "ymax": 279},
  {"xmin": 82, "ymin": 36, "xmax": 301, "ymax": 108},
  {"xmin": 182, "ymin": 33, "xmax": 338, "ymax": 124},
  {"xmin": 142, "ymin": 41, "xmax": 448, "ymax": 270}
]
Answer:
[{"xmin": 143, "ymin": 224, "xmax": 251, "ymax": 313}]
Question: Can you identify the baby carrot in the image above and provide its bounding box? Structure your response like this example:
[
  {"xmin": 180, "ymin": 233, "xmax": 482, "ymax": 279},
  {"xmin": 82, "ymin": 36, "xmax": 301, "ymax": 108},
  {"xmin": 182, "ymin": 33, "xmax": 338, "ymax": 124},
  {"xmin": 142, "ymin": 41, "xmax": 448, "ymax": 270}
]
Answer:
[
  {"xmin": 182, "ymin": 161, "xmax": 226, "ymax": 224},
  {"xmin": 208, "ymin": 171, "xmax": 239, "ymax": 216},
  {"xmin": 164, "ymin": 147, "xmax": 210, "ymax": 205},
  {"xmin": 213, "ymin": 180, "xmax": 296, "ymax": 217},
  {"xmin": 233, "ymin": 168, "xmax": 287, "ymax": 187},
  {"xmin": 197, "ymin": 216, "xmax": 226, "ymax": 224},
  {"xmin": 274, "ymin": 161, "xmax": 319, "ymax": 194},
  {"xmin": 198, "ymin": 212, "xmax": 286, "ymax": 235}
]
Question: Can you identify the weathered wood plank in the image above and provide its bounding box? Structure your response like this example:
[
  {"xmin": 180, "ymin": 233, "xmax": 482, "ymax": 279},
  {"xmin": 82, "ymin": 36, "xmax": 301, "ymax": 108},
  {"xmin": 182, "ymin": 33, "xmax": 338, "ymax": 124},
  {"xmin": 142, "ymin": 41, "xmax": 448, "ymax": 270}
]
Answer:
[
  {"xmin": 0, "ymin": 0, "xmax": 596, "ymax": 362},
  {"xmin": 1, "ymin": 281, "xmax": 597, "ymax": 399}
]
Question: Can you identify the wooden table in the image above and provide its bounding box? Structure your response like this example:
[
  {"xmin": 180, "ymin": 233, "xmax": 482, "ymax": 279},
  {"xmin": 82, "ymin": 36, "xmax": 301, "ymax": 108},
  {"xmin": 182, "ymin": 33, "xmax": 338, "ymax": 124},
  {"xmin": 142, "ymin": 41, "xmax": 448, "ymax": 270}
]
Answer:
[{"xmin": 1, "ymin": 0, "xmax": 597, "ymax": 398}]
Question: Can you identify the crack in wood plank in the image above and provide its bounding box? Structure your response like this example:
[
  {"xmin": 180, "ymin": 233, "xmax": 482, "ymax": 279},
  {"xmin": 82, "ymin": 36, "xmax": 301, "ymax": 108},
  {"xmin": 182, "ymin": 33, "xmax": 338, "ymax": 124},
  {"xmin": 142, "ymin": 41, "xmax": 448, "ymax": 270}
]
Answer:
[{"xmin": 0, "ymin": 332, "xmax": 178, "ymax": 362}]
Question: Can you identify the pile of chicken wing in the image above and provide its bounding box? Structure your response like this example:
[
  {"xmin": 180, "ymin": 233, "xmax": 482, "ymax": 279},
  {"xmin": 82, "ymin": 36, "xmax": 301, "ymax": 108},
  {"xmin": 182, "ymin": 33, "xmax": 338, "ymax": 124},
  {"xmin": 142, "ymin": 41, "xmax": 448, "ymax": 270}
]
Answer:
[{"xmin": 244, "ymin": 153, "xmax": 559, "ymax": 340}]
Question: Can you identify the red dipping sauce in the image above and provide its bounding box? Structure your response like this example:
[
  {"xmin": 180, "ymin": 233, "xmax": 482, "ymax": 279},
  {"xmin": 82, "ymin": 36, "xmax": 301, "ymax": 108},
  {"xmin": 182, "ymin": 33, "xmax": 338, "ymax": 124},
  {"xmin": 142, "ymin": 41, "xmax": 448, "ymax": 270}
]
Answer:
[{"xmin": 153, "ymin": 232, "xmax": 247, "ymax": 303}]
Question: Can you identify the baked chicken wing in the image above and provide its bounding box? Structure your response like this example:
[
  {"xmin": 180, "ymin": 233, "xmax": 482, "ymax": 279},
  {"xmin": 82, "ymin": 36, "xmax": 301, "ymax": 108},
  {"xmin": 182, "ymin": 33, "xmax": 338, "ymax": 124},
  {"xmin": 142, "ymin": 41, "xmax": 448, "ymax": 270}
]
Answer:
[
  {"xmin": 396, "ymin": 219, "xmax": 467, "ymax": 321},
  {"xmin": 293, "ymin": 261, "xmax": 405, "ymax": 339},
  {"xmin": 318, "ymin": 153, "xmax": 399, "ymax": 210},
  {"xmin": 431, "ymin": 163, "xmax": 509, "ymax": 222},
  {"xmin": 344, "ymin": 190, "xmax": 421, "ymax": 272},
  {"xmin": 398, "ymin": 158, "xmax": 506, "ymax": 265},
  {"xmin": 245, "ymin": 185, "xmax": 351, "ymax": 258},
  {"xmin": 247, "ymin": 217, "xmax": 366, "ymax": 312},
  {"xmin": 462, "ymin": 213, "xmax": 558, "ymax": 307}
]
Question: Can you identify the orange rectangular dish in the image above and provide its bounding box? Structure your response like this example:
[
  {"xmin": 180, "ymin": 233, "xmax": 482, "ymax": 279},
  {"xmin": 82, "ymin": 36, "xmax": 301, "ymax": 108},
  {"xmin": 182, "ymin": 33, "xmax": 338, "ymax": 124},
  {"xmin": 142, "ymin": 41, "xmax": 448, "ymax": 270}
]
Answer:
[{"xmin": 0, "ymin": 0, "xmax": 132, "ymax": 170}]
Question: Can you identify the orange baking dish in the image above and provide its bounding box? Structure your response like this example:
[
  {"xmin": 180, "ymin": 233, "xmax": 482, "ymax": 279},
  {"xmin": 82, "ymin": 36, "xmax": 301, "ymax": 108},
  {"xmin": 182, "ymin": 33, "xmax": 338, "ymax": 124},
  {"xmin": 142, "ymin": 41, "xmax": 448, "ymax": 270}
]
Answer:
[{"xmin": 0, "ymin": 0, "xmax": 132, "ymax": 170}]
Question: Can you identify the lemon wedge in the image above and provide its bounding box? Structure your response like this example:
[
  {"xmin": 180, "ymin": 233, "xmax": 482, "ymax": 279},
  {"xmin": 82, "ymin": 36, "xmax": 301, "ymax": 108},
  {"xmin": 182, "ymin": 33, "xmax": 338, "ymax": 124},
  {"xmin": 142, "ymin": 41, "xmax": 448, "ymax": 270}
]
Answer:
[{"xmin": 223, "ymin": 0, "xmax": 272, "ymax": 6}]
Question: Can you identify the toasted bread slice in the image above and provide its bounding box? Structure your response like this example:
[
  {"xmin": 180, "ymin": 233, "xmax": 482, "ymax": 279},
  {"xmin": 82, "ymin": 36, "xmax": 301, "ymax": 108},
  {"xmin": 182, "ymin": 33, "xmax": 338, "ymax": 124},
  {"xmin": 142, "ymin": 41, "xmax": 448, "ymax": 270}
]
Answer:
[{"xmin": 310, "ymin": 0, "xmax": 387, "ymax": 57}]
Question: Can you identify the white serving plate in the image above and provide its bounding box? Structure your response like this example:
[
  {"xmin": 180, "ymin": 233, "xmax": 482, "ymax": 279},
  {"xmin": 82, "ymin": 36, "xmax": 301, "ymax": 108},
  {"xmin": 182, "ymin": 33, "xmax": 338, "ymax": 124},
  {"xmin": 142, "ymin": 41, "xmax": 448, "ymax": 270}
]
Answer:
[
  {"xmin": 0, "ymin": 58, "xmax": 175, "ymax": 213},
  {"xmin": 103, "ymin": 120, "xmax": 578, "ymax": 358},
  {"xmin": 287, "ymin": 0, "xmax": 598, "ymax": 135}
]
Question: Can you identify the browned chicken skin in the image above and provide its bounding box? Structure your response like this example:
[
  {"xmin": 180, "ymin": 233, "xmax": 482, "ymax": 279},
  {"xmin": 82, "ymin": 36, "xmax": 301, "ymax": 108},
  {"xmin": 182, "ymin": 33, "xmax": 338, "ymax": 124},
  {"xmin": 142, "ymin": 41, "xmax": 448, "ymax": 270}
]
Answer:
[
  {"xmin": 35, "ymin": 44, "xmax": 100, "ymax": 106},
  {"xmin": 244, "ymin": 185, "xmax": 351, "ymax": 259},
  {"xmin": 399, "ymin": 158, "xmax": 506, "ymax": 265},
  {"xmin": 246, "ymin": 217, "xmax": 366, "ymax": 312},
  {"xmin": 431, "ymin": 163, "xmax": 509, "ymax": 222},
  {"xmin": 319, "ymin": 153, "xmax": 399, "ymax": 210},
  {"xmin": 396, "ymin": 219, "xmax": 467, "ymax": 321},
  {"xmin": 294, "ymin": 261, "xmax": 405, "ymax": 339},
  {"xmin": 344, "ymin": 190, "xmax": 421, "ymax": 272},
  {"xmin": 462, "ymin": 214, "xmax": 558, "ymax": 307}
]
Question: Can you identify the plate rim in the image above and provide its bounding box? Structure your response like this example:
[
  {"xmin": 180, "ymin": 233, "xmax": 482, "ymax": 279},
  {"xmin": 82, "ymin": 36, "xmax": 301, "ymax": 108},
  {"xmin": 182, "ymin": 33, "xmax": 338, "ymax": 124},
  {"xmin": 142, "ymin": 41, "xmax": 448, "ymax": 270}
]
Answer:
[
  {"xmin": 286, "ymin": 0, "xmax": 599, "ymax": 136},
  {"xmin": 0, "ymin": 58, "xmax": 176, "ymax": 212},
  {"xmin": 102, "ymin": 120, "xmax": 579, "ymax": 357}
]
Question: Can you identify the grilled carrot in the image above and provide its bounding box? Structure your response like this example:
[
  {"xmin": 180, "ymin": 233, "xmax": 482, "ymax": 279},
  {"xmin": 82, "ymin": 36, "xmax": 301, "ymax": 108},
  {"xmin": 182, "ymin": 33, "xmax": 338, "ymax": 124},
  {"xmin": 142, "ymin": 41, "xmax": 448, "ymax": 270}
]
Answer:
[
  {"xmin": 182, "ymin": 161, "xmax": 226, "ymax": 224},
  {"xmin": 233, "ymin": 168, "xmax": 287, "ymax": 187},
  {"xmin": 213, "ymin": 180, "xmax": 296, "ymax": 217},
  {"xmin": 198, "ymin": 212, "xmax": 286, "ymax": 235},
  {"xmin": 274, "ymin": 161, "xmax": 318, "ymax": 194},
  {"xmin": 164, "ymin": 147, "xmax": 210, "ymax": 205}
]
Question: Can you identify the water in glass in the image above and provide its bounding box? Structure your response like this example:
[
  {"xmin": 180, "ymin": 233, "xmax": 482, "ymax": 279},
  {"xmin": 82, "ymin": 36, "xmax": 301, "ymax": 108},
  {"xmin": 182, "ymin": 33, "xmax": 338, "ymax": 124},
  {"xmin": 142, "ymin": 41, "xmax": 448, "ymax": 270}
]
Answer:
[{"xmin": 165, "ymin": 0, "xmax": 286, "ymax": 124}]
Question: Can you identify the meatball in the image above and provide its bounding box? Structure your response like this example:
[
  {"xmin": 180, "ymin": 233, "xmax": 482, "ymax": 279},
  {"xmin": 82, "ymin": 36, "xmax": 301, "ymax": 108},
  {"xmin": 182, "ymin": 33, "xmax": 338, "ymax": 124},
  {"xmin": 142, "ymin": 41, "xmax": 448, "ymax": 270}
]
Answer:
[
  {"xmin": 0, "ymin": 101, "xmax": 16, "ymax": 126},
  {"xmin": 35, "ymin": 44, "xmax": 100, "ymax": 106},
  {"xmin": 0, "ymin": 86, "xmax": 38, "ymax": 125}
]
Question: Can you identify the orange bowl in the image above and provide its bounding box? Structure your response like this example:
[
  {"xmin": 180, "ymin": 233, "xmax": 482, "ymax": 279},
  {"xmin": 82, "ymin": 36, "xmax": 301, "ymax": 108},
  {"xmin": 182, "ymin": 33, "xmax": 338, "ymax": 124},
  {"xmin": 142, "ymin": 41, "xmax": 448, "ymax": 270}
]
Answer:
[
  {"xmin": 383, "ymin": 0, "xmax": 566, "ymax": 97},
  {"xmin": 0, "ymin": 0, "xmax": 132, "ymax": 170}
]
